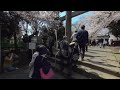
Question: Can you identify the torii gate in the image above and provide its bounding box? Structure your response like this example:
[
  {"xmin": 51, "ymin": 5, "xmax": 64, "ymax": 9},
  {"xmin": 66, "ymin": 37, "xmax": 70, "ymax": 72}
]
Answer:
[{"xmin": 60, "ymin": 11, "xmax": 88, "ymax": 42}]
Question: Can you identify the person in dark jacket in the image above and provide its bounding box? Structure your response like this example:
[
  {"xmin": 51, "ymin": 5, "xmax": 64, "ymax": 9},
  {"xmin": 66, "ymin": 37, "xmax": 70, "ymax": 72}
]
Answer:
[
  {"xmin": 76, "ymin": 25, "xmax": 89, "ymax": 61},
  {"xmin": 42, "ymin": 28, "xmax": 48, "ymax": 46},
  {"xmin": 47, "ymin": 30, "xmax": 55, "ymax": 56}
]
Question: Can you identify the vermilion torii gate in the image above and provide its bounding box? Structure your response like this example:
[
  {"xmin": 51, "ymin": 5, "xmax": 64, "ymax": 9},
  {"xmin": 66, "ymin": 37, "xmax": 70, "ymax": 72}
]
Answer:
[{"xmin": 60, "ymin": 11, "xmax": 88, "ymax": 42}]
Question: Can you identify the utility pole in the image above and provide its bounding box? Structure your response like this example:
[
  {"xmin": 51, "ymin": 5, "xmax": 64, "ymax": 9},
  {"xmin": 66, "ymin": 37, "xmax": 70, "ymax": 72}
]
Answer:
[{"xmin": 65, "ymin": 11, "xmax": 72, "ymax": 42}]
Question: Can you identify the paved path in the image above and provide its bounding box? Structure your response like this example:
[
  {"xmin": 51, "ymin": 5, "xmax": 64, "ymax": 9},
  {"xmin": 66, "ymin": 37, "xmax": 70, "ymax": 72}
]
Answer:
[
  {"xmin": 79, "ymin": 46, "xmax": 120, "ymax": 73},
  {"xmin": 0, "ymin": 67, "xmax": 29, "ymax": 79},
  {"xmin": 0, "ymin": 66, "xmax": 66, "ymax": 79},
  {"xmin": 0, "ymin": 46, "xmax": 119, "ymax": 79}
]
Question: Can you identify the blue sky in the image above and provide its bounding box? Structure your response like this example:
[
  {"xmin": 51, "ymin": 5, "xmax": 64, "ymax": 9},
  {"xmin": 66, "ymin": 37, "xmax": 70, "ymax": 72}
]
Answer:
[{"xmin": 59, "ymin": 11, "xmax": 94, "ymax": 25}]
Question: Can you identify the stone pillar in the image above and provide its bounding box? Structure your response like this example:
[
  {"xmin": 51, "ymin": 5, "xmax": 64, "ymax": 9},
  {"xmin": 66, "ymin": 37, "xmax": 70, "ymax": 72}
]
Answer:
[
  {"xmin": 65, "ymin": 11, "xmax": 72, "ymax": 42},
  {"xmin": 0, "ymin": 25, "xmax": 1, "ymax": 72}
]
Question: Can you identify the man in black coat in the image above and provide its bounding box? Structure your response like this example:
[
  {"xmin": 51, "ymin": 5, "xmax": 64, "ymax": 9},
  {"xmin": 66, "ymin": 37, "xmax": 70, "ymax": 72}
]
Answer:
[{"xmin": 76, "ymin": 25, "xmax": 89, "ymax": 61}]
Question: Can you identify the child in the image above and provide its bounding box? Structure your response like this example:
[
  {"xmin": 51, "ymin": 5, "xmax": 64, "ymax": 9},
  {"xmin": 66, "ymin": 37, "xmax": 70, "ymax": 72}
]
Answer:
[{"xmin": 69, "ymin": 42, "xmax": 79, "ymax": 68}]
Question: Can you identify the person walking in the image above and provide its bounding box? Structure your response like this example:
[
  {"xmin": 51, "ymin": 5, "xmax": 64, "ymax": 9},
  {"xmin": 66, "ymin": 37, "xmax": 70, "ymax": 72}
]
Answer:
[
  {"xmin": 103, "ymin": 39, "xmax": 107, "ymax": 48},
  {"xmin": 99, "ymin": 39, "xmax": 103, "ymax": 48},
  {"xmin": 76, "ymin": 25, "xmax": 89, "ymax": 61},
  {"xmin": 29, "ymin": 45, "xmax": 40, "ymax": 79},
  {"xmin": 92, "ymin": 39, "xmax": 96, "ymax": 47},
  {"xmin": 71, "ymin": 30, "xmax": 78, "ymax": 42},
  {"xmin": 109, "ymin": 39, "xmax": 113, "ymax": 46},
  {"xmin": 71, "ymin": 30, "xmax": 79, "ymax": 52}
]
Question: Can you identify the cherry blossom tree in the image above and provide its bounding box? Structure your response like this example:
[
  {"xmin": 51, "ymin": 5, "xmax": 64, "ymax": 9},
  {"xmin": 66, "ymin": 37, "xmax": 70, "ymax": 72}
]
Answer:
[
  {"xmin": 1, "ymin": 11, "xmax": 60, "ymax": 49},
  {"xmin": 14, "ymin": 11, "xmax": 60, "ymax": 33},
  {"xmin": 76, "ymin": 11, "xmax": 120, "ymax": 38}
]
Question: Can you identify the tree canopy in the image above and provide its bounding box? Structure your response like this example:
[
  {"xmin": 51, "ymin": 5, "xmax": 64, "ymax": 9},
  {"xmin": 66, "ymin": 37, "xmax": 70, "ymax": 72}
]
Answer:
[
  {"xmin": 0, "ymin": 11, "xmax": 60, "ymax": 39},
  {"xmin": 76, "ymin": 11, "xmax": 120, "ymax": 38},
  {"xmin": 0, "ymin": 11, "xmax": 23, "ymax": 39}
]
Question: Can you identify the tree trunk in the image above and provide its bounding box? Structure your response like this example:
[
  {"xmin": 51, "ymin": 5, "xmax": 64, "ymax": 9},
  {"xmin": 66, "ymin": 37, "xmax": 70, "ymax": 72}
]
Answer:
[{"xmin": 14, "ymin": 31, "xmax": 17, "ymax": 51}]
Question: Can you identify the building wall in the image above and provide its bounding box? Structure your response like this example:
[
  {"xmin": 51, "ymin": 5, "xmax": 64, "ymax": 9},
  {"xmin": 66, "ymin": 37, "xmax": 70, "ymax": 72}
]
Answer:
[{"xmin": 109, "ymin": 34, "xmax": 120, "ymax": 41}]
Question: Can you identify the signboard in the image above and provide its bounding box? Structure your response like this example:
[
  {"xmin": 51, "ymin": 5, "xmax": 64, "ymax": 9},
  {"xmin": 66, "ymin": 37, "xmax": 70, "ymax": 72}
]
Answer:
[
  {"xmin": 29, "ymin": 43, "xmax": 36, "ymax": 49},
  {"xmin": 97, "ymin": 35, "xmax": 110, "ymax": 39},
  {"xmin": 31, "ymin": 36, "xmax": 37, "ymax": 43}
]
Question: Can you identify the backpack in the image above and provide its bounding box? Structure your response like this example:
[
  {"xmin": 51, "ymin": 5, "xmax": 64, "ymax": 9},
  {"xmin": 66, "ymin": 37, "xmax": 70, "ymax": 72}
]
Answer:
[
  {"xmin": 40, "ymin": 56, "xmax": 55, "ymax": 79},
  {"xmin": 69, "ymin": 44, "xmax": 79, "ymax": 61},
  {"xmin": 33, "ymin": 55, "xmax": 52, "ymax": 79},
  {"xmin": 41, "ymin": 57, "xmax": 51, "ymax": 74}
]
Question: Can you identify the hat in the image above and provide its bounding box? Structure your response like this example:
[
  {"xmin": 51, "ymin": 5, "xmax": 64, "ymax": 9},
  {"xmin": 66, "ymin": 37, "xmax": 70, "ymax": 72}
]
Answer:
[
  {"xmin": 63, "ymin": 36, "xmax": 67, "ymax": 39},
  {"xmin": 75, "ymin": 30, "xmax": 77, "ymax": 32},
  {"xmin": 37, "ymin": 45, "xmax": 49, "ymax": 55},
  {"xmin": 69, "ymin": 42, "xmax": 75, "ymax": 46}
]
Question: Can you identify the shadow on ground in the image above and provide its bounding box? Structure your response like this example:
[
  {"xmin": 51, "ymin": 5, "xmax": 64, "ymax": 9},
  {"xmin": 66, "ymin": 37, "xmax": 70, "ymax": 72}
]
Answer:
[
  {"xmin": 85, "ymin": 54, "xmax": 105, "ymax": 58},
  {"xmin": 86, "ymin": 59, "xmax": 118, "ymax": 68},
  {"xmin": 89, "ymin": 49, "xmax": 111, "ymax": 53}
]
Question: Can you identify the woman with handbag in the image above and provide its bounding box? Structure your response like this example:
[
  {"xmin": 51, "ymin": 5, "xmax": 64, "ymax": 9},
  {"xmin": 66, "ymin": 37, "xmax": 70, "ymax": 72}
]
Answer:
[
  {"xmin": 29, "ymin": 45, "xmax": 55, "ymax": 79},
  {"xmin": 29, "ymin": 46, "xmax": 40, "ymax": 79}
]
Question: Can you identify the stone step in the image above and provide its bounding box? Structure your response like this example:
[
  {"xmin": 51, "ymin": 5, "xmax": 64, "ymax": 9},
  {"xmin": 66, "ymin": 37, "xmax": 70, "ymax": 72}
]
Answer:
[
  {"xmin": 0, "ymin": 65, "xmax": 66, "ymax": 79},
  {"xmin": 48, "ymin": 56, "xmax": 103, "ymax": 79},
  {"xmin": 49, "ymin": 59, "xmax": 89, "ymax": 79},
  {"xmin": 77, "ymin": 65, "xmax": 120, "ymax": 79},
  {"xmin": 48, "ymin": 56, "xmax": 120, "ymax": 79},
  {"xmin": 78, "ymin": 61, "xmax": 120, "ymax": 77}
]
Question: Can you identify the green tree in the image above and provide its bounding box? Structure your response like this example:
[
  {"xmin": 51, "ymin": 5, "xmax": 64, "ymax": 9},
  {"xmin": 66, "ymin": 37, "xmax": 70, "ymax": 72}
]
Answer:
[
  {"xmin": 0, "ymin": 11, "xmax": 22, "ymax": 39},
  {"xmin": 0, "ymin": 11, "xmax": 24, "ymax": 50}
]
